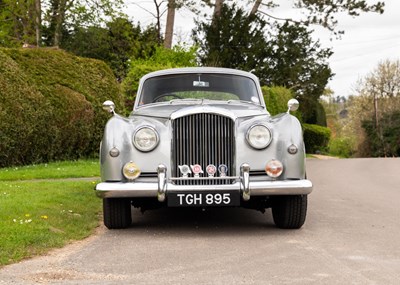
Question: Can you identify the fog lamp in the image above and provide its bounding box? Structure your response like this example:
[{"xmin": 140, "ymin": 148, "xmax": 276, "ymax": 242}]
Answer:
[
  {"xmin": 123, "ymin": 162, "xmax": 141, "ymax": 180},
  {"xmin": 265, "ymin": 159, "xmax": 283, "ymax": 178}
]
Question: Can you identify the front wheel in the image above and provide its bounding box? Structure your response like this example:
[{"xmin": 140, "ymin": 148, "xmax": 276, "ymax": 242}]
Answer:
[
  {"xmin": 103, "ymin": 198, "xmax": 132, "ymax": 229},
  {"xmin": 272, "ymin": 195, "xmax": 308, "ymax": 229}
]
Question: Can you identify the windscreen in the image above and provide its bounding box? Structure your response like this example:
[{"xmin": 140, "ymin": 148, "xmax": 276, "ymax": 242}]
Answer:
[{"xmin": 138, "ymin": 73, "xmax": 261, "ymax": 106}]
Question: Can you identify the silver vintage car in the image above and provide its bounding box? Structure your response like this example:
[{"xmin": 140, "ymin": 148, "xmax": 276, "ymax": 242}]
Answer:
[{"xmin": 96, "ymin": 67, "xmax": 312, "ymax": 229}]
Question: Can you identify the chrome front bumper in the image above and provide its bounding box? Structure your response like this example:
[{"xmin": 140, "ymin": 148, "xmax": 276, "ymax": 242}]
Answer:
[{"xmin": 95, "ymin": 164, "xmax": 313, "ymax": 201}]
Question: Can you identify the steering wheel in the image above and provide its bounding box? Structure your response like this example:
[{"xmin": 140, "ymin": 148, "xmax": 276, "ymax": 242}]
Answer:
[{"xmin": 152, "ymin": 93, "xmax": 183, "ymax": 103}]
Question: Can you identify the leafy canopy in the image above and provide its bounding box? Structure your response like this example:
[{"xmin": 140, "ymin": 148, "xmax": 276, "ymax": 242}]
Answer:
[{"xmin": 193, "ymin": 3, "xmax": 333, "ymax": 125}]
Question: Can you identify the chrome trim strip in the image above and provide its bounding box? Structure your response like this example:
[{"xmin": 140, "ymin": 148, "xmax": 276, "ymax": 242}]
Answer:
[
  {"xmin": 170, "ymin": 106, "xmax": 237, "ymax": 121},
  {"xmin": 170, "ymin": 176, "xmax": 240, "ymax": 181},
  {"xmin": 95, "ymin": 179, "xmax": 313, "ymax": 198}
]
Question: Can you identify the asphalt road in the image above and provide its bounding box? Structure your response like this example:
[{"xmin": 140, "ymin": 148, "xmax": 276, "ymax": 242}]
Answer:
[{"xmin": 1, "ymin": 158, "xmax": 400, "ymax": 284}]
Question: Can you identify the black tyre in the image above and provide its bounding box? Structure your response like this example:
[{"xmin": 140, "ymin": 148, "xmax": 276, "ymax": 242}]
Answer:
[
  {"xmin": 272, "ymin": 195, "xmax": 307, "ymax": 229},
  {"xmin": 103, "ymin": 198, "xmax": 132, "ymax": 229}
]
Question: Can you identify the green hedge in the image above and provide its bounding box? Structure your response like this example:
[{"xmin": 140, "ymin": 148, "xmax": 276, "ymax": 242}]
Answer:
[
  {"xmin": 0, "ymin": 48, "xmax": 124, "ymax": 167},
  {"xmin": 328, "ymin": 137, "xmax": 355, "ymax": 158},
  {"xmin": 302, "ymin": 123, "xmax": 331, "ymax": 154},
  {"xmin": 122, "ymin": 63, "xmax": 170, "ymax": 102},
  {"xmin": 262, "ymin": 86, "xmax": 293, "ymax": 115},
  {"xmin": 262, "ymin": 86, "xmax": 302, "ymax": 121},
  {"xmin": 122, "ymin": 45, "xmax": 197, "ymax": 104}
]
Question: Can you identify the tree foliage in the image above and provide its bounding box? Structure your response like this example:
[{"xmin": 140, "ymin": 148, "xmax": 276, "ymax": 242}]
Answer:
[
  {"xmin": 62, "ymin": 17, "xmax": 159, "ymax": 80},
  {"xmin": 122, "ymin": 45, "xmax": 197, "ymax": 105},
  {"xmin": 294, "ymin": 0, "xmax": 384, "ymax": 32},
  {"xmin": 257, "ymin": 22, "xmax": 333, "ymax": 99},
  {"xmin": 362, "ymin": 111, "xmax": 400, "ymax": 157},
  {"xmin": 193, "ymin": 4, "xmax": 268, "ymax": 69},
  {"xmin": 0, "ymin": 0, "xmax": 41, "ymax": 46},
  {"xmin": 193, "ymin": 3, "xmax": 332, "ymax": 125},
  {"xmin": 259, "ymin": 21, "xmax": 333, "ymax": 125},
  {"xmin": 0, "ymin": 0, "xmax": 124, "ymax": 47},
  {"xmin": 133, "ymin": 0, "xmax": 198, "ymax": 47},
  {"xmin": 349, "ymin": 59, "xmax": 400, "ymax": 157},
  {"xmin": 197, "ymin": 0, "xmax": 384, "ymax": 35}
]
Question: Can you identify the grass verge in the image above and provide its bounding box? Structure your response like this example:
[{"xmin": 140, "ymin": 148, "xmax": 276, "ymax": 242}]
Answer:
[
  {"xmin": 0, "ymin": 159, "xmax": 99, "ymax": 181},
  {"xmin": 0, "ymin": 160, "xmax": 101, "ymax": 267}
]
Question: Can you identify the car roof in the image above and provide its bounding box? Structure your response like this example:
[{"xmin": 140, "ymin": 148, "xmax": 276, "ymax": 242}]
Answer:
[{"xmin": 139, "ymin": 67, "xmax": 260, "ymax": 82}]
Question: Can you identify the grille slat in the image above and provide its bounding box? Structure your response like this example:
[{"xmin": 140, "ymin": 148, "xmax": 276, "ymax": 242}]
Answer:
[{"xmin": 172, "ymin": 113, "xmax": 235, "ymax": 185}]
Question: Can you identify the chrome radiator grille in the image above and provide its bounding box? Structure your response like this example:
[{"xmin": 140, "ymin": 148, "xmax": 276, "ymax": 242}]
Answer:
[{"xmin": 172, "ymin": 113, "xmax": 235, "ymax": 185}]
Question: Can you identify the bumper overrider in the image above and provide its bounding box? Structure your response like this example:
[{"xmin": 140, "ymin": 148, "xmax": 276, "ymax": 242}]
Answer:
[{"xmin": 95, "ymin": 164, "xmax": 313, "ymax": 201}]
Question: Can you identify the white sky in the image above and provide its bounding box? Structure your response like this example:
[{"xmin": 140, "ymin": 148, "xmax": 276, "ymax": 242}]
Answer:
[{"xmin": 125, "ymin": 0, "xmax": 400, "ymax": 97}]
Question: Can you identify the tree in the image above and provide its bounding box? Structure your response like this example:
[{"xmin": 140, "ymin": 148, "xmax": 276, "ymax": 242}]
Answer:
[
  {"xmin": 349, "ymin": 59, "xmax": 400, "ymax": 157},
  {"xmin": 192, "ymin": 0, "xmax": 385, "ymax": 125},
  {"xmin": 193, "ymin": 4, "xmax": 268, "ymax": 69},
  {"xmin": 51, "ymin": 0, "xmax": 67, "ymax": 47},
  {"xmin": 0, "ymin": 0, "xmax": 42, "ymax": 46},
  {"xmin": 213, "ymin": 0, "xmax": 223, "ymax": 19},
  {"xmin": 164, "ymin": 0, "xmax": 176, "ymax": 48},
  {"xmin": 0, "ymin": 0, "xmax": 124, "ymax": 47},
  {"xmin": 258, "ymin": 21, "xmax": 333, "ymax": 125},
  {"xmin": 62, "ymin": 17, "xmax": 159, "ymax": 80},
  {"xmin": 249, "ymin": 0, "xmax": 384, "ymax": 36},
  {"xmin": 35, "ymin": 0, "xmax": 41, "ymax": 46},
  {"xmin": 133, "ymin": 0, "xmax": 197, "ymax": 48},
  {"xmin": 44, "ymin": 0, "xmax": 124, "ymax": 47},
  {"xmin": 193, "ymin": 4, "xmax": 333, "ymax": 125}
]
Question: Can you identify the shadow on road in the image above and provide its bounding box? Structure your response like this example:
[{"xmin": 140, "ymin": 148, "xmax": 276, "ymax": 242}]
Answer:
[{"xmin": 108, "ymin": 207, "xmax": 291, "ymax": 238}]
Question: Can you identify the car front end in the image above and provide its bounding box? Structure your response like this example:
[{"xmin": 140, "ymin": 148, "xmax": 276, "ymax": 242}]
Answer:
[{"xmin": 96, "ymin": 67, "xmax": 312, "ymax": 229}]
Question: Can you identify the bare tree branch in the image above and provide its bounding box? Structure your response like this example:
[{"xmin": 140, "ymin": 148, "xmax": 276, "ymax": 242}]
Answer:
[{"xmin": 257, "ymin": 10, "xmax": 303, "ymax": 25}]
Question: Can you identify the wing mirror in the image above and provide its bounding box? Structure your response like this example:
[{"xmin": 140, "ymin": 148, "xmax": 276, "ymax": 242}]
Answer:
[
  {"xmin": 103, "ymin": 100, "xmax": 115, "ymax": 114},
  {"xmin": 287, "ymin": 99, "xmax": 299, "ymax": 113}
]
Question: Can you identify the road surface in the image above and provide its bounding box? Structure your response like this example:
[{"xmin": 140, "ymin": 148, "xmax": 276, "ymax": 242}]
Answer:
[{"xmin": 1, "ymin": 158, "xmax": 400, "ymax": 284}]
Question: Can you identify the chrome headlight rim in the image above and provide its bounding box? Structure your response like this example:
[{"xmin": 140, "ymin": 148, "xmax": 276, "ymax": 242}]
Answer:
[
  {"xmin": 133, "ymin": 126, "xmax": 159, "ymax": 152},
  {"xmin": 246, "ymin": 124, "xmax": 272, "ymax": 150}
]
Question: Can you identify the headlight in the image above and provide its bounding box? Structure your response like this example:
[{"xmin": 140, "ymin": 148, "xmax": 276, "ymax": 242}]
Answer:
[
  {"xmin": 133, "ymin": 126, "xmax": 159, "ymax": 152},
  {"xmin": 246, "ymin": 124, "xmax": 272, "ymax": 149}
]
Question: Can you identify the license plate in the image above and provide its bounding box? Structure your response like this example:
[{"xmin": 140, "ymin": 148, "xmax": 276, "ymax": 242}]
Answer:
[{"xmin": 168, "ymin": 191, "xmax": 240, "ymax": 207}]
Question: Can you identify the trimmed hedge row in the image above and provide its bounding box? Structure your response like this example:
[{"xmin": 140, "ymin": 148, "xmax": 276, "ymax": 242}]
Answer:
[
  {"xmin": 303, "ymin": 123, "xmax": 331, "ymax": 154},
  {"xmin": 262, "ymin": 86, "xmax": 302, "ymax": 121},
  {"xmin": 0, "ymin": 48, "xmax": 124, "ymax": 167},
  {"xmin": 122, "ymin": 46, "xmax": 197, "ymax": 103},
  {"xmin": 262, "ymin": 86, "xmax": 293, "ymax": 115},
  {"xmin": 262, "ymin": 87, "xmax": 330, "ymax": 154}
]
